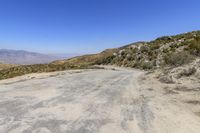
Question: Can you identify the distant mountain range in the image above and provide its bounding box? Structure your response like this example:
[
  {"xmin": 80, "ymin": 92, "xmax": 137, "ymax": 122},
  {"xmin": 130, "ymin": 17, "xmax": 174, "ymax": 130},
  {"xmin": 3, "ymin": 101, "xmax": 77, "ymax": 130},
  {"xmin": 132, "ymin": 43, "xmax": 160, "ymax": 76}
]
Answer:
[{"xmin": 0, "ymin": 49, "xmax": 80, "ymax": 65}]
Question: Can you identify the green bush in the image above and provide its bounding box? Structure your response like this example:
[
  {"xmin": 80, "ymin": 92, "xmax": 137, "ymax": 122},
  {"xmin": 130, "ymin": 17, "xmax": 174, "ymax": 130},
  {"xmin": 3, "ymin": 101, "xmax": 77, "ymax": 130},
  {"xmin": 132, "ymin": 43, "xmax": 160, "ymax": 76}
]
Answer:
[
  {"xmin": 164, "ymin": 51, "xmax": 194, "ymax": 67},
  {"xmin": 140, "ymin": 45, "xmax": 150, "ymax": 53},
  {"xmin": 141, "ymin": 62, "xmax": 154, "ymax": 70},
  {"xmin": 188, "ymin": 37, "xmax": 200, "ymax": 55},
  {"xmin": 135, "ymin": 60, "xmax": 154, "ymax": 70},
  {"xmin": 149, "ymin": 43, "xmax": 160, "ymax": 50}
]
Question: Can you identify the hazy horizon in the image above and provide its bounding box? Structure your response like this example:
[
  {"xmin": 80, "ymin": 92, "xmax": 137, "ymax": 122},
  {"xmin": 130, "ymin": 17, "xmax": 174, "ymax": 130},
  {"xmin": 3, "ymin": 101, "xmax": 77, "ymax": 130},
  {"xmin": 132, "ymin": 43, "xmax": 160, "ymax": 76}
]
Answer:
[
  {"xmin": 0, "ymin": 48, "xmax": 84, "ymax": 55},
  {"xmin": 0, "ymin": 0, "xmax": 200, "ymax": 54}
]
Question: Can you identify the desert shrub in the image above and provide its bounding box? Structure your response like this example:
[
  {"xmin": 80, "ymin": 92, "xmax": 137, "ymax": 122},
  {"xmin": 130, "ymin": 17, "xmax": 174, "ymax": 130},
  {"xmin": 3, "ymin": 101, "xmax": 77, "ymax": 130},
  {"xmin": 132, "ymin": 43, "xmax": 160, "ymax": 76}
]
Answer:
[
  {"xmin": 148, "ymin": 51, "xmax": 157, "ymax": 61},
  {"xmin": 154, "ymin": 36, "xmax": 173, "ymax": 44},
  {"xmin": 126, "ymin": 54, "xmax": 135, "ymax": 61},
  {"xmin": 177, "ymin": 67, "xmax": 197, "ymax": 78},
  {"xmin": 142, "ymin": 62, "xmax": 154, "ymax": 70},
  {"xmin": 179, "ymin": 41, "xmax": 189, "ymax": 47},
  {"xmin": 149, "ymin": 43, "xmax": 160, "ymax": 50},
  {"xmin": 164, "ymin": 51, "xmax": 194, "ymax": 67},
  {"xmin": 188, "ymin": 37, "xmax": 200, "ymax": 55},
  {"xmin": 95, "ymin": 55, "xmax": 115, "ymax": 65},
  {"xmin": 140, "ymin": 45, "xmax": 150, "ymax": 53},
  {"xmin": 131, "ymin": 47, "xmax": 137, "ymax": 53},
  {"xmin": 163, "ymin": 48, "xmax": 170, "ymax": 53},
  {"xmin": 170, "ymin": 47, "xmax": 176, "ymax": 52},
  {"xmin": 137, "ymin": 61, "xmax": 154, "ymax": 70},
  {"xmin": 129, "ymin": 61, "xmax": 137, "ymax": 68},
  {"xmin": 170, "ymin": 44, "xmax": 179, "ymax": 49},
  {"xmin": 159, "ymin": 75, "xmax": 175, "ymax": 84}
]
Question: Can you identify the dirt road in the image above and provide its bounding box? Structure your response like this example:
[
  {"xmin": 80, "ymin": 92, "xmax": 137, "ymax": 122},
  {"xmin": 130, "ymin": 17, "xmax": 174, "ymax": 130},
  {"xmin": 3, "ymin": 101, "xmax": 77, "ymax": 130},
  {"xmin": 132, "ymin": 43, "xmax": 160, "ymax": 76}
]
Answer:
[{"xmin": 0, "ymin": 68, "xmax": 200, "ymax": 133}]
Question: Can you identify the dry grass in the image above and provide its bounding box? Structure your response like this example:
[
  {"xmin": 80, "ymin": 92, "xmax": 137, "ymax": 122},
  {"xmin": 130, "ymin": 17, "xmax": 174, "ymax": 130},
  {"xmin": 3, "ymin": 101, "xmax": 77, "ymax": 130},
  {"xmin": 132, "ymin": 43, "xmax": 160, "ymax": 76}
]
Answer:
[{"xmin": 0, "ymin": 63, "xmax": 17, "ymax": 70}]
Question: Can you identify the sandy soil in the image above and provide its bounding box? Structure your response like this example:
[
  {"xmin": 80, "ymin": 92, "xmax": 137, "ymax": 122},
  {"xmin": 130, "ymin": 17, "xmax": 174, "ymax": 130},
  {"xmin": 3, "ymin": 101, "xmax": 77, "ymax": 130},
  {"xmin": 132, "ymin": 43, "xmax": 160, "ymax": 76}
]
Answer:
[{"xmin": 0, "ymin": 67, "xmax": 200, "ymax": 133}]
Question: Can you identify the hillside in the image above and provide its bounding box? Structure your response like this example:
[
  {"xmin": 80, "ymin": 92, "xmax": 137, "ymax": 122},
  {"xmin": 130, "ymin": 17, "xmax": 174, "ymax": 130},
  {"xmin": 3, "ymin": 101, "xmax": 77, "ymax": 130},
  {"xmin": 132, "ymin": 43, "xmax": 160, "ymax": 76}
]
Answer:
[
  {"xmin": 0, "ymin": 48, "xmax": 118, "ymax": 79},
  {"xmin": 98, "ymin": 31, "xmax": 200, "ymax": 69},
  {"xmin": 0, "ymin": 30, "xmax": 199, "ymax": 80}
]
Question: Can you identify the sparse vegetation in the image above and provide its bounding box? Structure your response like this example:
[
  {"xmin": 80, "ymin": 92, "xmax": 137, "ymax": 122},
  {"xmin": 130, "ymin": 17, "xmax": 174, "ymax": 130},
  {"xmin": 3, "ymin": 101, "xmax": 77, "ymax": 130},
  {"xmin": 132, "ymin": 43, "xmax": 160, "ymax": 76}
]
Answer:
[
  {"xmin": 136, "ymin": 60, "xmax": 154, "ymax": 70},
  {"xmin": 0, "ymin": 63, "xmax": 17, "ymax": 70},
  {"xmin": 164, "ymin": 51, "xmax": 194, "ymax": 67},
  {"xmin": 177, "ymin": 67, "xmax": 197, "ymax": 78},
  {"xmin": 159, "ymin": 75, "xmax": 175, "ymax": 84},
  {"xmin": 0, "ymin": 48, "xmax": 117, "ymax": 80},
  {"xmin": 99, "ymin": 31, "xmax": 200, "ymax": 70},
  {"xmin": 188, "ymin": 37, "xmax": 200, "ymax": 55},
  {"xmin": 0, "ymin": 63, "xmax": 90, "ymax": 80},
  {"xmin": 1, "ymin": 30, "xmax": 200, "ymax": 80}
]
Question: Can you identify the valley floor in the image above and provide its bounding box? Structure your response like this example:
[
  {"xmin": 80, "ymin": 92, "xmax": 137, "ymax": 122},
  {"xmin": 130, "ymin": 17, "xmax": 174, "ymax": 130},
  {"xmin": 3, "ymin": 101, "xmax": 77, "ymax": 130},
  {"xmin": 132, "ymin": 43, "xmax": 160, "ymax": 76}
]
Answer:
[{"xmin": 0, "ymin": 67, "xmax": 200, "ymax": 133}]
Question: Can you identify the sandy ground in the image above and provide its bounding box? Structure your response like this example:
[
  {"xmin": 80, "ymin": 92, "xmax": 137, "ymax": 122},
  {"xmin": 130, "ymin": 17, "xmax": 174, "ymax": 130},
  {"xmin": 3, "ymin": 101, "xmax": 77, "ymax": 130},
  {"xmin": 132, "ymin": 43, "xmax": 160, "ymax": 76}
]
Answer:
[{"xmin": 0, "ymin": 67, "xmax": 200, "ymax": 133}]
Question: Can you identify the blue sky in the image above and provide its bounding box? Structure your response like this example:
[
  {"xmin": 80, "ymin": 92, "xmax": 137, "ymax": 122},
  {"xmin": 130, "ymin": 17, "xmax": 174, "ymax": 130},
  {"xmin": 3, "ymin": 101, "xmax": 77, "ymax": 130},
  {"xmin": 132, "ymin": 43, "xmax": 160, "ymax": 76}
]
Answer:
[{"xmin": 0, "ymin": 0, "xmax": 199, "ymax": 54}]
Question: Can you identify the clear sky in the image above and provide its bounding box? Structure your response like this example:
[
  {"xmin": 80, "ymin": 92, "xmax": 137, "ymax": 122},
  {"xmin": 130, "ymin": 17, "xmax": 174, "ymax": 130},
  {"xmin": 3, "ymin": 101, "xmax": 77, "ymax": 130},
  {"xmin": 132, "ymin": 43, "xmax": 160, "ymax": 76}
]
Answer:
[{"xmin": 0, "ymin": 0, "xmax": 199, "ymax": 54}]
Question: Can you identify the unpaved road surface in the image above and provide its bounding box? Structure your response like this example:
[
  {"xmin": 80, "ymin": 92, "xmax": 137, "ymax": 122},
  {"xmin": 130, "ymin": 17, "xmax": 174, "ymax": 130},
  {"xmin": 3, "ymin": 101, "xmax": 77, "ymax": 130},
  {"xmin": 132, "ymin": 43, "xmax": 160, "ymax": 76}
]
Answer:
[{"xmin": 0, "ymin": 68, "xmax": 200, "ymax": 133}]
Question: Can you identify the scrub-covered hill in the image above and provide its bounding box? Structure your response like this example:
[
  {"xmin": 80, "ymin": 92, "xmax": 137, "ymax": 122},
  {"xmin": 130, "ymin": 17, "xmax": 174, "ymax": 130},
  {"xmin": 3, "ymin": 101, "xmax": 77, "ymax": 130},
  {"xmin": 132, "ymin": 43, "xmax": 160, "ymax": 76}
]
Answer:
[
  {"xmin": 98, "ymin": 31, "xmax": 200, "ymax": 69},
  {"xmin": 0, "ymin": 30, "xmax": 199, "ymax": 80}
]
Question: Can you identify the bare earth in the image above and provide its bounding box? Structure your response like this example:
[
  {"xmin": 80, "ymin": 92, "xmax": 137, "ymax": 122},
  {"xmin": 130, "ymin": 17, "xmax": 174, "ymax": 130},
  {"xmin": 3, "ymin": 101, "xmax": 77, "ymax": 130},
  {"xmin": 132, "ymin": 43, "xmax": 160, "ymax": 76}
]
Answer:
[{"xmin": 0, "ymin": 67, "xmax": 200, "ymax": 133}]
